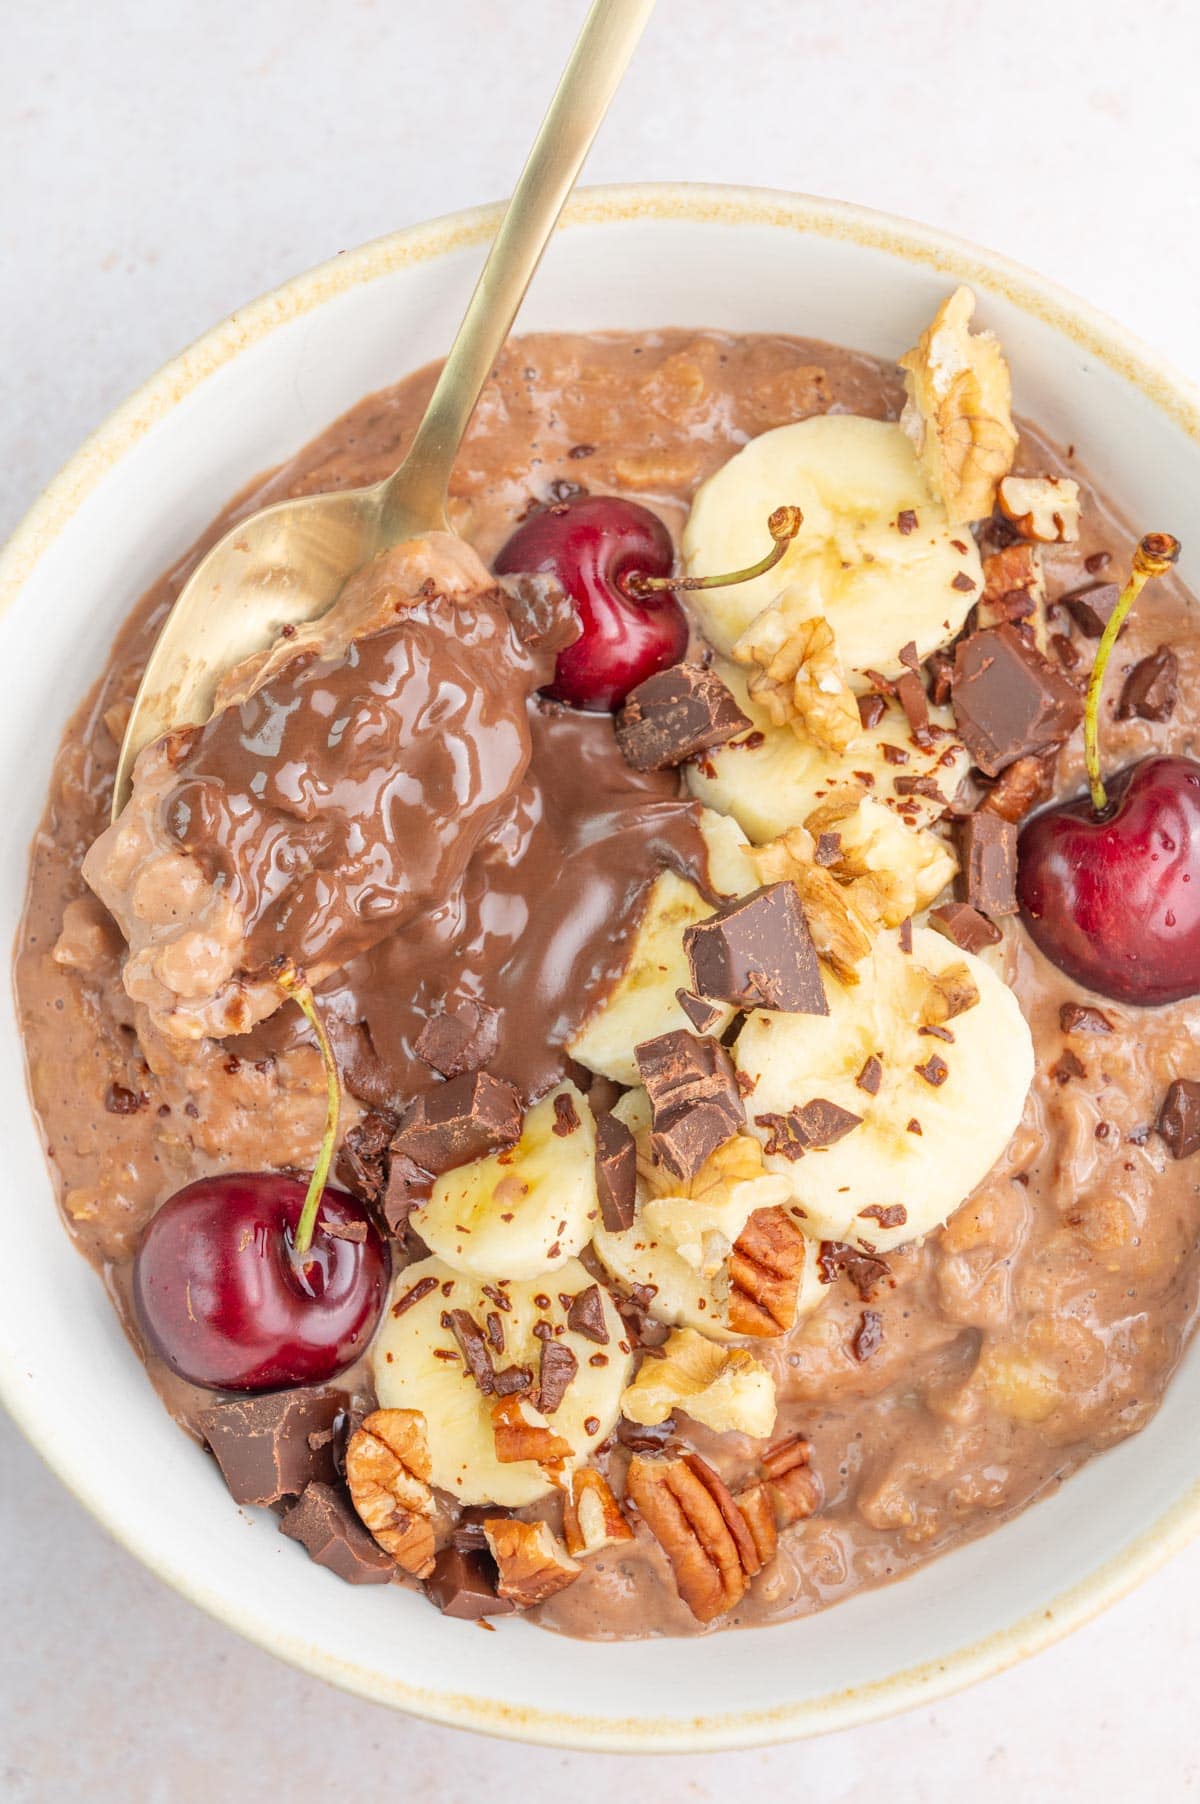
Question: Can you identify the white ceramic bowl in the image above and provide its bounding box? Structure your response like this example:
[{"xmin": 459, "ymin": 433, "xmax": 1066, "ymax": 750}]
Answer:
[{"xmin": 3, "ymin": 184, "xmax": 1200, "ymax": 1752}]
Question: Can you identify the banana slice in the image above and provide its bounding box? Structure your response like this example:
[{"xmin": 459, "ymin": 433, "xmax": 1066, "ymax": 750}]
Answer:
[
  {"xmin": 591, "ymin": 1090, "xmax": 825, "ymax": 1340},
  {"xmin": 687, "ymin": 659, "xmax": 968, "ymax": 843},
  {"xmin": 734, "ymin": 926, "xmax": 1033, "ymax": 1253},
  {"xmin": 372, "ymin": 1257, "xmax": 632, "ymax": 1506},
  {"xmin": 681, "ymin": 415, "xmax": 983, "ymax": 674},
  {"xmin": 410, "ymin": 1082, "xmax": 596, "ymax": 1281}
]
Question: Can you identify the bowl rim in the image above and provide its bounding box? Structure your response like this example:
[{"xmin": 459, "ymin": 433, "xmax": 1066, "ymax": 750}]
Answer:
[{"xmin": 5, "ymin": 180, "xmax": 1200, "ymax": 1751}]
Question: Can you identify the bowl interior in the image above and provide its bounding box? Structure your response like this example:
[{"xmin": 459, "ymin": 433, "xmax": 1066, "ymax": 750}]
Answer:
[{"xmin": 3, "ymin": 187, "xmax": 1200, "ymax": 1750}]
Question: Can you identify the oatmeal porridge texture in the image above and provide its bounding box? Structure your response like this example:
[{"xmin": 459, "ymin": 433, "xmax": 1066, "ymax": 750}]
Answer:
[{"xmin": 16, "ymin": 307, "xmax": 1200, "ymax": 1637}]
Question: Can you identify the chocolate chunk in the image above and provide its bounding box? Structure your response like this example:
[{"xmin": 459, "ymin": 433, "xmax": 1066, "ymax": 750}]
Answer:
[
  {"xmin": 1156, "ymin": 1079, "xmax": 1200, "ymax": 1159},
  {"xmin": 324, "ymin": 1219, "xmax": 367, "ymax": 1242},
  {"xmin": 594, "ymin": 1111, "xmax": 637, "ymax": 1232},
  {"xmin": 493, "ymin": 1364, "xmax": 534, "ymax": 1397},
  {"xmin": 892, "ymin": 775, "xmax": 943, "ymax": 800},
  {"xmin": 814, "ymin": 832, "xmax": 842, "ymax": 867},
  {"xmin": 615, "ymin": 663, "xmax": 750, "ymax": 771},
  {"xmin": 105, "ymin": 1082, "xmax": 146, "ymax": 1114},
  {"xmin": 424, "ymin": 1545, "xmax": 515, "ymax": 1619},
  {"xmin": 278, "ymin": 1482, "xmax": 393, "ymax": 1585},
  {"xmin": 391, "ymin": 1072, "xmax": 522, "ymax": 1176},
  {"xmin": 928, "ymin": 901, "xmax": 1002, "ymax": 953},
  {"xmin": 335, "ymin": 1109, "xmax": 395, "ymax": 1206},
  {"xmin": 959, "ymin": 811, "xmax": 1018, "ymax": 917},
  {"xmin": 1059, "ymin": 1003, "xmax": 1113, "ymax": 1034},
  {"xmin": 201, "ymin": 1388, "xmax": 346, "ymax": 1506},
  {"xmin": 895, "ymin": 670, "xmax": 930, "ymax": 742},
  {"xmin": 382, "ymin": 1152, "xmax": 431, "ymax": 1238},
  {"xmin": 635, "ymin": 1029, "xmax": 745, "ymax": 1181},
  {"xmin": 952, "ymin": 625, "xmax": 1084, "ymax": 776},
  {"xmin": 928, "ymin": 649, "xmax": 955, "ymax": 706},
  {"xmin": 817, "ymin": 1241, "xmax": 892, "ymax": 1299},
  {"xmin": 537, "ymin": 1339, "xmax": 578, "ymax": 1414},
  {"xmin": 1118, "ymin": 645, "xmax": 1178, "ymax": 723},
  {"xmin": 391, "ymin": 1272, "xmax": 439, "ymax": 1317},
  {"xmin": 855, "ymin": 1055, "xmax": 883, "ymax": 1095},
  {"xmin": 414, "ymin": 998, "xmax": 500, "ymax": 1079},
  {"xmin": 552, "ymin": 1093, "xmax": 581, "ymax": 1136},
  {"xmin": 754, "ymin": 1098, "xmax": 862, "ymax": 1159},
  {"xmin": 682, "ymin": 884, "xmax": 827, "ymax": 1016},
  {"xmin": 851, "ymin": 1309, "xmax": 884, "ymax": 1362},
  {"xmin": 860, "ymin": 1203, "xmax": 907, "ymax": 1228},
  {"xmin": 497, "ymin": 570, "xmax": 580, "ymax": 656},
  {"xmin": 897, "ymin": 508, "xmax": 918, "ymax": 535},
  {"xmin": 857, "ymin": 692, "xmax": 887, "ymax": 730},
  {"xmin": 565, "ymin": 1284, "xmax": 610, "ymax": 1345},
  {"xmin": 442, "ymin": 1309, "xmax": 496, "ymax": 1394},
  {"xmin": 675, "ymin": 987, "xmax": 725, "ymax": 1034},
  {"xmin": 979, "ymin": 754, "xmax": 1055, "ymax": 823},
  {"xmin": 1061, "ymin": 580, "xmax": 1120, "ymax": 637}
]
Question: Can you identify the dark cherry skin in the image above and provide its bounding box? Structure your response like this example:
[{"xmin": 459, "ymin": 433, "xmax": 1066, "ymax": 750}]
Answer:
[
  {"xmin": 133, "ymin": 1175, "xmax": 389, "ymax": 1392},
  {"xmin": 1017, "ymin": 755, "xmax": 1200, "ymax": 1006},
  {"xmin": 494, "ymin": 493, "xmax": 688, "ymax": 711}
]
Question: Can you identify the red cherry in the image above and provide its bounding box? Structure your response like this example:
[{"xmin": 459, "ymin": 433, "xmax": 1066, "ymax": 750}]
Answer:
[
  {"xmin": 494, "ymin": 494, "xmax": 687, "ymax": 711},
  {"xmin": 133, "ymin": 1174, "xmax": 389, "ymax": 1391},
  {"xmin": 1017, "ymin": 755, "xmax": 1200, "ymax": 1005}
]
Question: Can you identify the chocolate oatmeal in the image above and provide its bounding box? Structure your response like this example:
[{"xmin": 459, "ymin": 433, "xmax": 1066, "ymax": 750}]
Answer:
[{"xmin": 16, "ymin": 302, "xmax": 1200, "ymax": 1637}]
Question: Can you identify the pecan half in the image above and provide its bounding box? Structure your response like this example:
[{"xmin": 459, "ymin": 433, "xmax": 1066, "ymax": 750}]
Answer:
[
  {"xmin": 760, "ymin": 1433, "xmax": 822, "ymax": 1527},
  {"xmin": 625, "ymin": 1451, "xmax": 760, "ymax": 1623},
  {"xmin": 729, "ymin": 1204, "xmax": 808, "ymax": 1336},
  {"xmin": 345, "ymin": 1408, "xmax": 436, "ymax": 1578},
  {"xmin": 482, "ymin": 1517, "xmax": 581, "ymax": 1608},
  {"xmin": 561, "ymin": 1469, "xmax": 634, "ymax": 1557}
]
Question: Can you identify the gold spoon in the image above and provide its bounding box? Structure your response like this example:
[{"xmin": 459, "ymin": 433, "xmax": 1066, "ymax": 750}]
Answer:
[{"xmin": 112, "ymin": 0, "xmax": 655, "ymax": 818}]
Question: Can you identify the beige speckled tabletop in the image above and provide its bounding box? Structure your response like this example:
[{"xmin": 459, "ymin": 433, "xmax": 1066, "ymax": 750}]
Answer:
[{"xmin": 5, "ymin": 1, "xmax": 1200, "ymax": 1795}]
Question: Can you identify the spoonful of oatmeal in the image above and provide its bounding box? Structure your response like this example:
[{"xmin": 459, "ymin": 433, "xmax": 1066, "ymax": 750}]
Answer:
[{"xmin": 110, "ymin": 0, "xmax": 655, "ymax": 820}]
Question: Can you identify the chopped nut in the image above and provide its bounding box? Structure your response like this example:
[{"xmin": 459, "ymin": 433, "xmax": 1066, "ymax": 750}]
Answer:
[
  {"xmin": 344, "ymin": 1409, "xmax": 436, "ymax": 1578},
  {"xmin": 997, "ymin": 475, "xmax": 1081, "ymax": 544},
  {"xmin": 733, "ymin": 1480, "xmax": 778, "ymax": 1567},
  {"xmin": 561, "ymin": 1469, "xmax": 634, "ymax": 1557},
  {"xmin": 979, "ymin": 753, "xmax": 1055, "ymax": 823},
  {"xmin": 482, "ymin": 1517, "xmax": 581, "ymax": 1608},
  {"xmin": 909, "ymin": 957, "xmax": 980, "ymax": 1025},
  {"xmin": 898, "ymin": 287, "xmax": 1018, "ymax": 524},
  {"xmin": 625, "ymin": 1452, "xmax": 760, "ymax": 1622},
  {"xmin": 621, "ymin": 1326, "xmax": 776, "ymax": 1438},
  {"xmin": 728, "ymin": 1204, "xmax": 808, "ymax": 1337},
  {"xmin": 490, "ymin": 1393, "xmax": 573, "ymax": 1473},
  {"xmin": 731, "ymin": 602, "xmax": 860, "ymax": 753},
  {"xmin": 760, "ymin": 1433, "xmax": 822, "ymax": 1527}
]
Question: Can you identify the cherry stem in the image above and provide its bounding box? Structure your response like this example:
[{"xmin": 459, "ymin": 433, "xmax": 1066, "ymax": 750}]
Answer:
[
  {"xmin": 271, "ymin": 956, "xmax": 340, "ymax": 1259},
  {"xmin": 626, "ymin": 504, "xmax": 803, "ymax": 596},
  {"xmin": 1084, "ymin": 532, "xmax": 1181, "ymax": 815}
]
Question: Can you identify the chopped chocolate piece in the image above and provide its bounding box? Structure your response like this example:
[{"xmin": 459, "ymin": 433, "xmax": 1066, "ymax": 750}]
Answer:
[
  {"xmin": 952, "ymin": 625, "xmax": 1084, "ymax": 776},
  {"xmin": 615, "ymin": 663, "xmax": 750, "ymax": 771},
  {"xmin": 497, "ymin": 570, "xmax": 580, "ymax": 654},
  {"xmin": 892, "ymin": 774, "xmax": 943, "ymax": 800},
  {"xmin": 755, "ymin": 1097, "xmax": 863, "ymax": 1159},
  {"xmin": 278, "ymin": 1482, "xmax": 393, "ymax": 1585},
  {"xmin": 414, "ymin": 998, "xmax": 500, "ymax": 1079},
  {"xmin": 959, "ymin": 811, "xmax": 1018, "ymax": 917},
  {"xmin": 1052, "ymin": 1049, "xmax": 1086, "ymax": 1084},
  {"xmin": 753, "ymin": 1111, "xmax": 808, "ymax": 1160},
  {"xmin": 552, "ymin": 1093, "xmax": 581, "ymax": 1136},
  {"xmin": 105, "ymin": 1082, "xmax": 145, "ymax": 1114},
  {"xmin": 1051, "ymin": 632, "xmax": 1081, "ymax": 670},
  {"xmin": 537, "ymin": 1339, "xmax": 578, "ymax": 1413},
  {"xmin": 201, "ymin": 1388, "xmax": 346, "ymax": 1506},
  {"xmin": 1060, "ymin": 1003, "xmax": 1114, "ymax": 1034},
  {"xmin": 391, "ymin": 1072, "xmax": 522, "ymax": 1176},
  {"xmin": 1118, "ymin": 645, "xmax": 1178, "ymax": 723},
  {"xmin": 951, "ymin": 571, "xmax": 977, "ymax": 593},
  {"xmin": 682, "ymin": 884, "xmax": 827, "ymax": 1016},
  {"xmin": 635, "ymin": 1029, "xmax": 745, "ymax": 1181},
  {"xmin": 860, "ymin": 1204, "xmax": 907, "ymax": 1228},
  {"xmin": 895, "ymin": 670, "xmax": 930, "ymax": 742},
  {"xmin": 1156, "ymin": 1079, "xmax": 1200, "ymax": 1160},
  {"xmin": 915, "ymin": 1052, "xmax": 949, "ymax": 1087},
  {"xmin": 335, "ymin": 1109, "xmax": 395, "ymax": 1206},
  {"xmin": 817, "ymin": 1241, "xmax": 892, "ymax": 1299},
  {"xmin": 424, "ymin": 1545, "xmax": 515, "ymax": 1619},
  {"xmin": 382, "ymin": 1152, "xmax": 431, "ymax": 1238},
  {"xmin": 928, "ymin": 649, "xmax": 955, "ymax": 706},
  {"xmin": 565, "ymin": 1284, "xmax": 610, "ymax": 1345},
  {"xmin": 898, "ymin": 915, "xmax": 913, "ymax": 954},
  {"xmin": 918, "ymin": 1023, "xmax": 954, "ymax": 1042},
  {"xmin": 857, "ymin": 692, "xmax": 887, "ymax": 730},
  {"xmin": 979, "ymin": 754, "xmax": 1055, "ymax": 823},
  {"xmin": 442, "ymin": 1309, "xmax": 496, "ymax": 1394},
  {"xmin": 855, "ymin": 1055, "xmax": 883, "ymax": 1095},
  {"xmin": 851, "ymin": 1309, "xmax": 884, "ymax": 1362},
  {"xmin": 594, "ymin": 1111, "xmax": 637, "ymax": 1232},
  {"xmin": 897, "ymin": 509, "xmax": 918, "ymax": 535},
  {"xmin": 1061, "ymin": 580, "xmax": 1120, "ymax": 638},
  {"xmin": 898, "ymin": 641, "xmax": 920, "ymax": 671},
  {"xmin": 391, "ymin": 1272, "xmax": 439, "ymax": 1317},
  {"xmin": 814, "ymin": 832, "xmax": 842, "ymax": 867},
  {"xmin": 324, "ymin": 1218, "xmax": 367, "ymax": 1242},
  {"xmin": 1085, "ymin": 550, "xmax": 1111, "ymax": 574},
  {"xmin": 675, "ymin": 987, "xmax": 725, "ymax": 1034},
  {"xmin": 928, "ymin": 901, "xmax": 1002, "ymax": 953},
  {"xmin": 493, "ymin": 1364, "xmax": 534, "ymax": 1397}
]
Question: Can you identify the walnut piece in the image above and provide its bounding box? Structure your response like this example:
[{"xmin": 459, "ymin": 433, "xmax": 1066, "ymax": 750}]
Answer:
[
  {"xmin": 898, "ymin": 286, "xmax": 1018, "ymax": 525},
  {"xmin": 491, "ymin": 1394, "xmax": 572, "ymax": 1474},
  {"xmin": 729, "ymin": 1204, "xmax": 809, "ymax": 1337},
  {"xmin": 732, "ymin": 600, "xmax": 860, "ymax": 754},
  {"xmin": 483, "ymin": 1517, "xmax": 581, "ymax": 1608},
  {"xmin": 997, "ymin": 475, "xmax": 1081, "ymax": 544},
  {"xmin": 626, "ymin": 1451, "xmax": 762, "ymax": 1623},
  {"xmin": 561, "ymin": 1469, "xmax": 634, "ymax": 1557},
  {"xmin": 345, "ymin": 1409, "xmax": 436, "ymax": 1578},
  {"xmin": 621, "ymin": 1326, "xmax": 776, "ymax": 1437}
]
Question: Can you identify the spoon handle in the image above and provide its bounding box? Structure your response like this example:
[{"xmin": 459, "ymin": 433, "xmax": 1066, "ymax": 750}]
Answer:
[{"xmin": 380, "ymin": 0, "xmax": 655, "ymax": 539}]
